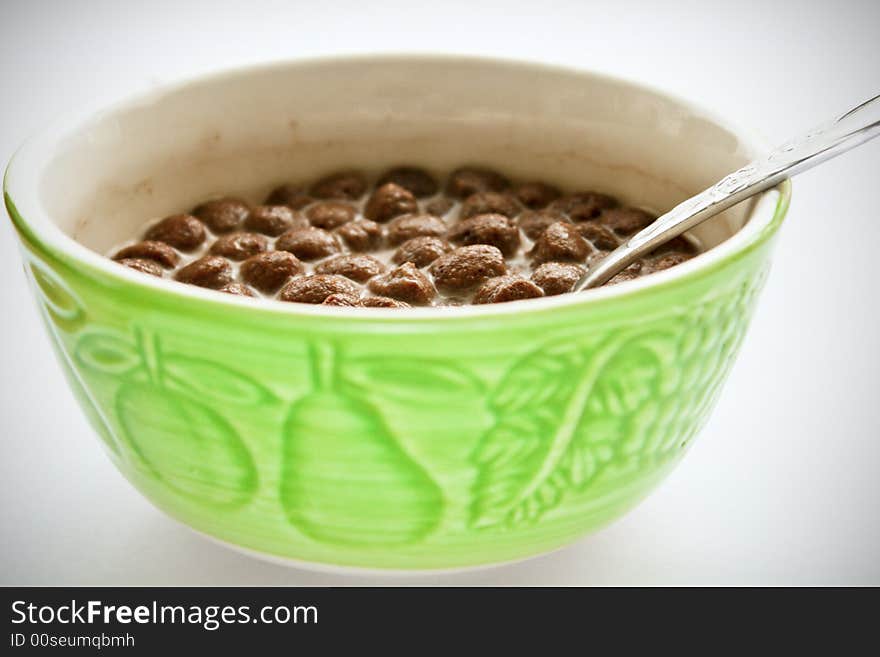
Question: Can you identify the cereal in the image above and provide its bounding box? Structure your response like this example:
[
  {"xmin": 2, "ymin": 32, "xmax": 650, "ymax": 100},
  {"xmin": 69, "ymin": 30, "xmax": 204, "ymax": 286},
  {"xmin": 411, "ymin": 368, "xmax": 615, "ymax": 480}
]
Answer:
[
  {"xmin": 109, "ymin": 167, "xmax": 701, "ymax": 306},
  {"xmin": 322, "ymin": 293, "xmax": 361, "ymax": 307},
  {"xmin": 430, "ymin": 244, "xmax": 506, "ymax": 292},
  {"xmin": 364, "ymin": 183, "xmax": 419, "ymax": 222},
  {"xmin": 531, "ymin": 262, "xmax": 585, "ymax": 296},
  {"xmin": 306, "ymin": 201, "xmax": 357, "ymax": 230},
  {"xmin": 549, "ymin": 192, "xmax": 617, "ymax": 222},
  {"xmin": 360, "ymin": 296, "xmax": 411, "ymax": 308},
  {"xmin": 574, "ymin": 221, "xmax": 619, "ymax": 250},
  {"xmin": 279, "ymin": 274, "xmax": 360, "ymax": 304},
  {"xmin": 392, "ymin": 236, "xmax": 451, "ymax": 268},
  {"xmin": 335, "ymin": 219, "xmax": 383, "ymax": 252},
  {"xmin": 219, "ymin": 282, "xmax": 257, "ymax": 297},
  {"xmin": 245, "ymin": 205, "xmax": 307, "ymax": 236},
  {"xmin": 367, "ymin": 263, "xmax": 436, "ymax": 305},
  {"xmin": 473, "ymin": 276, "xmax": 544, "ymax": 304},
  {"xmin": 310, "ymin": 171, "xmax": 367, "ymax": 200},
  {"xmin": 192, "ymin": 198, "xmax": 251, "ymax": 234},
  {"xmin": 145, "ymin": 214, "xmax": 206, "ymax": 251},
  {"xmin": 517, "ymin": 210, "xmax": 571, "ymax": 240},
  {"xmin": 240, "ymin": 251, "xmax": 303, "ymax": 293},
  {"xmin": 315, "ymin": 254, "xmax": 386, "ymax": 283},
  {"xmin": 113, "ymin": 240, "xmax": 179, "ymax": 268},
  {"xmin": 276, "ymin": 227, "xmax": 341, "ymax": 261},
  {"xmin": 459, "ymin": 192, "xmax": 520, "ymax": 220},
  {"xmin": 424, "ymin": 197, "xmax": 454, "ymax": 217},
  {"xmin": 174, "ymin": 255, "xmax": 234, "ymax": 289},
  {"xmin": 514, "ymin": 182, "xmax": 561, "ymax": 209},
  {"xmin": 529, "ymin": 221, "xmax": 592, "ymax": 264},
  {"xmin": 448, "ymin": 213, "xmax": 521, "ymax": 257},
  {"xmin": 652, "ymin": 251, "xmax": 693, "ymax": 271},
  {"xmin": 377, "ymin": 167, "xmax": 438, "ymax": 197},
  {"xmin": 386, "ymin": 214, "xmax": 448, "ymax": 246},
  {"xmin": 209, "ymin": 232, "xmax": 269, "ymax": 261},
  {"xmin": 117, "ymin": 258, "xmax": 163, "ymax": 277},
  {"xmin": 446, "ymin": 167, "xmax": 509, "ymax": 198},
  {"xmin": 265, "ymin": 184, "xmax": 312, "ymax": 209},
  {"xmin": 652, "ymin": 235, "xmax": 698, "ymax": 255},
  {"xmin": 600, "ymin": 207, "xmax": 655, "ymax": 235}
]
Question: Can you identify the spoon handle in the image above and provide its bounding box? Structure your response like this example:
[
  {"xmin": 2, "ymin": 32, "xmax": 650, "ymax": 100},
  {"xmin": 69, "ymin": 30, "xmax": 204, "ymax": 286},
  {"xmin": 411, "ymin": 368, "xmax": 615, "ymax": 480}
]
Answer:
[{"xmin": 576, "ymin": 92, "xmax": 880, "ymax": 290}]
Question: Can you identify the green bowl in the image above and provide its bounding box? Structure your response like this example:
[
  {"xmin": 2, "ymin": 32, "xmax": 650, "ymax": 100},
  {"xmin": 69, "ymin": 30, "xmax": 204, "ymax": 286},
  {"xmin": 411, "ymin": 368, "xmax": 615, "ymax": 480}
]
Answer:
[{"xmin": 4, "ymin": 56, "xmax": 789, "ymax": 572}]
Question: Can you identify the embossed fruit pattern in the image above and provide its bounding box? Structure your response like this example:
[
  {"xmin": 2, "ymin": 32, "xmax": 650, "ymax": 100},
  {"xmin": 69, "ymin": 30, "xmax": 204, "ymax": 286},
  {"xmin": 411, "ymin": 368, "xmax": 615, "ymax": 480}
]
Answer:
[
  {"xmin": 470, "ymin": 278, "xmax": 762, "ymax": 530},
  {"xmin": 280, "ymin": 343, "xmax": 445, "ymax": 546},
  {"xmin": 27, "ymin": 260, "xmax": 85, "ymax": 333},
  {"xmin": 74, "ymin": 328, "xmax": 267, "ymax": 509}
]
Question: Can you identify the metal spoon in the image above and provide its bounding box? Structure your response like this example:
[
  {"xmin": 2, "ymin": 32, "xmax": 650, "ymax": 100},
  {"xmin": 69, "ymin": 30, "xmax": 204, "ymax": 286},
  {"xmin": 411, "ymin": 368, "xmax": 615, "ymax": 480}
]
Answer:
[{"xmin": 575, "ymin": 92, "xmax": 880, "ymax": 290}]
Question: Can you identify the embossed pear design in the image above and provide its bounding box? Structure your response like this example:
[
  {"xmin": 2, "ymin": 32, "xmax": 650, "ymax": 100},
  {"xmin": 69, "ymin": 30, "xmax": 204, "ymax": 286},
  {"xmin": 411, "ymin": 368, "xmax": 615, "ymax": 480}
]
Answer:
[
  {"xmin": 280, "ymin": 343, "xmax": 446, "ymax": 547},
  {"xmin": 75, "ymin": 328, "xmax": 265, "ymax": 509}
]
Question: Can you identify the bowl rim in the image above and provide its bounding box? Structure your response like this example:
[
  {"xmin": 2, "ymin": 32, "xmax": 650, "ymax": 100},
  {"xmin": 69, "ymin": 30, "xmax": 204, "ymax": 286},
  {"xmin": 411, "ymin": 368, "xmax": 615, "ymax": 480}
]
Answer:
[{"xmin": 3, "ymin": 53, "xmax": 791, "ymax": 322}]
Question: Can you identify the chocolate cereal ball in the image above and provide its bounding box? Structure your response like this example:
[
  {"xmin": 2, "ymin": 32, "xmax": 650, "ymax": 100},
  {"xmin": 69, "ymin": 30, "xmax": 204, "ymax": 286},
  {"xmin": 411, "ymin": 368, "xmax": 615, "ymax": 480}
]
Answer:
[
  {"xmin": 513, "ymin": 182, "xmax": 561, "ymax": 209},
  {"xmin": 529, "ymin": 221, "xmax": 592, "ymax": 264},
  {"xmin": 113, "ymin": 240, "xmax": 179, "ymax": 268},
  {"xmin": 448, "ymin": 213, "xmax": 521, "ymax": 257},
  {"xmin": 209, "ymin": 232, "xmax": 269, "ymax": 261},
  {"xmin": 145, "ymin": 214, "xmax": 206, "ymax": 251},
  {"xmin": 117, "ymin": 258, "xmax": 163, "ymax": 277},
  {"xmin": 360, "ymin": 296, "xmax": 411, "ymax": 308},
  {"xmin": 599, "ymin": 207, "xmax": 655, "ymax": 235},
  {"xmin": 245, "ymin": 205, "xmax": 307, "ymax": 236},
  {"xmin": 174, "ymin": 255, "xmax": 234, "ymax": 289},
  {"xmin": 322, "ymin": 293, "xmax": 361, "ymax": 307},
  {"xmin": 516, "ymin": 210, "xmax": 571, "ymax": 240},
  {"xmin": 219, "ymin": 282, "xmax": 257, "ymax": 297},
  {"xmin": 459, "ymin": 192, "xmax": 521, "ymax": 220},
  {"xmin": 473, "ymin": 275, "xmax": 544, "ymax": 304},
  {"xmin": 377, "ymin": 166, "xmax": 438, "ymax": 197},
  {"xmin": 192, "ymin": 197, "xmax": 251, "ymax": 233},
  {"xmin": 531, "ymin": 262, "xmax": 585, "ymax": 296},
  {"xmin": 430, "ymin": 244, "xmax": 506, "ymax": 292},
  {"xmin": 367, "ymin": 262, "xmax": 436, "ymax": 305},
  {"xmin": 310, "ymin": 171, "xmax": 367, "ymax": 200},
  {"xmin": 651, "ymin": 235, "xmax": 698, "ymax": 256},
  {"xmin": 392, "ymin": 236, "xmax": 451, "ymax": 268},
  {"xmin": 279, "ymin": 274, "xmax": 360, "ymax": 304},
  {"xmin": 315, "ymin": 254, "xmax": 386, "ymax": 283},
  {"xmin": 265, "ymin": 184, "xmax": 312, "ymax": 210},
  {"xmin": 575, "ymin": 221, "xmax": 619, "ymax": 250},
  {"xmin": 240, "ymin": 251, "xmax": 304, "ymax": 293},
  {"xmin": 364, "ymin": 183, "xmax": 419, "ymax": 223},
  {"xmin": 549, "ymin": 192, "xmax": 617, "ymax": 222},
  {"xmin": 335, "ymin": 219, "xmax": 383, "ymax": 252},
  {"xmin": 276, "ymin": 226, "xmax": 341, "ymax": 261},
  {"xmin": 446, "ymin": 167, "xmax": 509, "ymax": 199},
  {"xmin": 306, "ymin": 201, "xmax": 357, "ymax": 230},
  {"xmin": 386, "ymin": 214, "xmax": 448, "ymax": 246},
  {"xmin": 424, "ymin": 197, "xmax": 454, "ymax": 218},
  {"xmin": 651, "ymin": 251, "xmax": 693, "ymax": 271}
]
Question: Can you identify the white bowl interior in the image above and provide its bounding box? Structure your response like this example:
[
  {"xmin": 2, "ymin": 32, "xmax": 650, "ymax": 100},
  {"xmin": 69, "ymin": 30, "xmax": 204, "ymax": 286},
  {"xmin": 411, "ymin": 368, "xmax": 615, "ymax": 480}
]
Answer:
[{"xmin": 32, "ymin": 57, "xmax": 762, "ymax": 258}]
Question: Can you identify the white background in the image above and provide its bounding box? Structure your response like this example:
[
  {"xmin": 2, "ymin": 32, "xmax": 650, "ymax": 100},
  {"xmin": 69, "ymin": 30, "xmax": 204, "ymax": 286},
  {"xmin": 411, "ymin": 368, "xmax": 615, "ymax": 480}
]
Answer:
[{"xmin": 1, "ymin": 0, "xmax": 878, "ymax": 585}]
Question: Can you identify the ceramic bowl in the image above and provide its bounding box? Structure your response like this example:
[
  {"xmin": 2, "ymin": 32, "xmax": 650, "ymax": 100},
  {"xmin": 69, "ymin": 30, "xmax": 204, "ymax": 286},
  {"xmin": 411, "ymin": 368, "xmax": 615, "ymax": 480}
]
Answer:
[{"xmin": 4, "ymin": 55, "xmax": 790, "ymax": 571}]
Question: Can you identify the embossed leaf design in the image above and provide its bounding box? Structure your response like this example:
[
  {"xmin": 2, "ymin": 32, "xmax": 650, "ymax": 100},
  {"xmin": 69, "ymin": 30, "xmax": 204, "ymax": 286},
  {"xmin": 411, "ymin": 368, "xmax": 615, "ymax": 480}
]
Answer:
[
  {"xmin": 342, "ymin": 357, "xmax": 483, "ymax": 403},
  {"xmin": 162, "ymin": 355, "xmax": 276, "ymax": 406},
  {"xmin": 470, "ymin": 331, "xmax": 677, "ymax": 530},
  {"xmin": 117, "ymin": 381, "xmax": 258, "ymax": 508},
  {"xmin": 75, "ymin": 331, "xmax": 140, "ymax": 375},
  {"xmin": 28, "ymin": 261, "xmax": 84, "ymax": 332}
]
